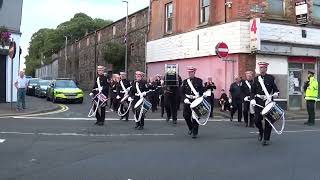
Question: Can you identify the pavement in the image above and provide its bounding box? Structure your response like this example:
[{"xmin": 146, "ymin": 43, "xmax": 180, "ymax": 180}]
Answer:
[{"xmin": 0, "ymin": 95, "xmax": 60, "ymax": 117}]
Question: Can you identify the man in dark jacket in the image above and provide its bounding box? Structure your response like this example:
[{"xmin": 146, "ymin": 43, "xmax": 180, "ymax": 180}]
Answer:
[
  {"xmin": 229, "ymin": 76, "xmax": 243, "ymax": 122},
  {"xmin": 241, "ymin": 71, "xmax": 254, "ymax": 127}
]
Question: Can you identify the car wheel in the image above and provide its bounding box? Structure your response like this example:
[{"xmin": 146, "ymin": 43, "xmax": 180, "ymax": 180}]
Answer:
[
  {"xmin": 52, "ymin": 96, "xmax": 57, "ymax": 103},
  {"xmin": 46, "ymin": 95, "xmax": 50, "ymax": 101},
  {"xmin": 78, "ymin": 98, "xmax": 83, "ymax": 104}
]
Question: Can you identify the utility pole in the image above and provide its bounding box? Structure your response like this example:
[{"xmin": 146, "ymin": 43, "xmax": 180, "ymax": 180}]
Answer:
[{"xmin": 123, "ymin": 0, "xmax": 128, "ymax": 74}]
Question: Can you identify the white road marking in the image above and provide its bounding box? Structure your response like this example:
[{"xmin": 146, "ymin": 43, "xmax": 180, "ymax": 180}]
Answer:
[
  {"xmin": 0, "ymin": 139, "xmax": 6, "ymax": 143},
  {"xmin": 250, "ymin": 129, "xmax": 320, "ymax": 134},
  {"xmin": 0, "ymin": 131, "xmax": 175, "ymax": 137}
]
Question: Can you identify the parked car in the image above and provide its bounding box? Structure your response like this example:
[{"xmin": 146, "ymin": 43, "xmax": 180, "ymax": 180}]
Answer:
[
  {"xmin": 26, "ymin": 78, "xmax": 40, "ymax": 96},
  {"xmin": 35, "ymin": 80, "xmax": 51, "ymax": 98},
  {"xmin": 46, "ymin": 78, "xmax": 84, "ymax": 103}
]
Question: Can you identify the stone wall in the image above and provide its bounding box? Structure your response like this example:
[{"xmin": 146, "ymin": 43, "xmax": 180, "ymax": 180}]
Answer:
[{"xmin": 58, "ymin": 7, "xmax": 149, "ymax": 90}]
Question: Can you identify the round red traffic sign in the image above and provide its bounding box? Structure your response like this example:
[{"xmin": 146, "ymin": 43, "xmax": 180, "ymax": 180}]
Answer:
[{"xmin": 215, "ymin": 42, "xmax": 229, "ymax": 58}]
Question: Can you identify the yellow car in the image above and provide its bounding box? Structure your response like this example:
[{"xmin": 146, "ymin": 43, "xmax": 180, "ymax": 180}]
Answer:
[{"xmin": 46, "ymin": 78, "xmax": 84, "ymax": 103}]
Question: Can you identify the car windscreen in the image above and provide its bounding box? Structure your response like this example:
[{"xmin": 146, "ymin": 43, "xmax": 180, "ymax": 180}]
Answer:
[
  {"xmin": 39, "ymin": 80, "xmax": 50, "ymax": 86},
  {"xmin": 55, "ymin": 80, "xmax": 77, "ymax": 88},
  {"xmin": 29, "ymin": 79, "xmax": 39, "ymax": 85}
]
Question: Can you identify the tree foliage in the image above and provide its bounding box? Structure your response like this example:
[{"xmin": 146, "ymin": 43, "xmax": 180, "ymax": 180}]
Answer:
[
  {"xmin": 103, "ymin": 42, "xmax": 125, "ymax": 73},
  {"xmin": 25, "ymin": 13, "xmax": 112, "ymax": 76}
]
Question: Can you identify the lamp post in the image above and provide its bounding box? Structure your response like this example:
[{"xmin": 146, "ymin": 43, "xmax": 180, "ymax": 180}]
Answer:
[
  {"xmin": 64, "ymin": 36, "xmax": 68, "ymax": 77},
  {"xmin": 122, "ymin": 0, "xmax": 128, "ymax": 75}
]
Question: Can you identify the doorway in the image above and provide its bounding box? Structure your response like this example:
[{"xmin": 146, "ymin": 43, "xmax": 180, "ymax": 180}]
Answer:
[{"xmin": 0, "ymin": 55, "xmax": 6, "ymax": 102}]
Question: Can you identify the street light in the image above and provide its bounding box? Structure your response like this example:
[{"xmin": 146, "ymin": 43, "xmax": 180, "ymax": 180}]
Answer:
[{"xmin": 122, "ymin": 0, "xmax": 128, "ymax": 75}]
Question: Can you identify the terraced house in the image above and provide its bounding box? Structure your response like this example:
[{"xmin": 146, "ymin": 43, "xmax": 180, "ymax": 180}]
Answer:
[{"xmin": 146, "ymin": 0, "xmax": 320, "ymax": 110}]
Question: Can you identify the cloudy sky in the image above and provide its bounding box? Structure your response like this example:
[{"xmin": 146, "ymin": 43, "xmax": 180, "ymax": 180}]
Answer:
[{"xmin": 20, "ymin": 0, "xmax": 149, "ymax": 69}]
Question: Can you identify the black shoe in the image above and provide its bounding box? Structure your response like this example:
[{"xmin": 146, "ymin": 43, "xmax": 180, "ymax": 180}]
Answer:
[
  {"xmin": 120, "ymin": 117, "xmax": 123, "ymax": 121},
  {"xmin": 192, "ymin": 134, "xmax": 197, "ymax": 139},
  {"xmin": 304, "ymin": 121, "xmax": 310, "ymax": 125},
  {"xmin": 308, "ymin": 123, "xmax": 315, "ymax": 126},
  {"xmin": 125, "ymin": 117, "xmax": 129, "ymax": 121},
  {"xmin": 138, "ymin": 126, "xmax": 144, "ymax": 130},
  {"xmin": 188, "ymin": 130, "xmax": 192, "ymax": 135},
  {"xmin": 97, "ymin": 122, "xmax": 104, "ymax": 126},
  {"xmin": 134, "ymin": 125, "xmax": 140, "ymax": 129},
  {"xmin": 166, "ymin": 117, "xmax": 170, "ymax": 122},
  {"xmin": 262, "ymin": 140, "xmax": 269, "ymax": 146},
  {"xmin": 94, "ymin": 122, "xmax": 99, "ymax": 125},
  {"xmin": 173, "ymin": 120, "xmax": 177, "ymax": 124},
  {"xmin": 230, "ymin": 117, "xmax": 233, "ymax": 122},
  {"xmin": 258, "ymin": 134, "xmax": 263, "ymax": 141},
  {"xmin": 245, "ymin": 123, "xmax": 248, "ymax": 127},
  {"xmin": 249, "ymin": 125, "xmax": 255, "ymax": 128}
]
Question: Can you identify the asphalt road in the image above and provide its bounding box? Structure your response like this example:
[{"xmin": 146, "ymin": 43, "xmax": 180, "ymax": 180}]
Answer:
[{"xmin": 0, "ymin": 97, "xmax": 320, "ymax": 180}]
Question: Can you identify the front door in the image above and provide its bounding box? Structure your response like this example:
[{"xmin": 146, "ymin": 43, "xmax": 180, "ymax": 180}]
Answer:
[
  {"xmin": 288, "ymin": 69, "xmax": 302, "ymax": 110},
  {"xmin": 0, "ymin": 55, "xmax": 6, "ymax": 102}
]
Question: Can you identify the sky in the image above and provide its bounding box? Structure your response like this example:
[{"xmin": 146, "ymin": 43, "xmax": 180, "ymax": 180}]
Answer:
[{"xmin": 20, "ymin": 0, "xmax": 149, "ymax": 69}]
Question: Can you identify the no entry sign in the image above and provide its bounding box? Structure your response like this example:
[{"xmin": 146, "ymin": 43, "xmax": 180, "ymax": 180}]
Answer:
[{"xmin": 215, "ymin": 42, "xmax": 229, "ymax": 58}]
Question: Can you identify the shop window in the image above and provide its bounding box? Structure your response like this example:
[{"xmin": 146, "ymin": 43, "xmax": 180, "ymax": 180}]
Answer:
[
  {"xmin": 267, "ymin": 0, "xmax": 285, "ymax": 17},
  {"xmin": 288, "ymin": 63, "xmax": 302, "ymax": 69},
  {"xmin": 165, "ymin": 2, "xmax": 173, "ymax": 33},
  {"xmin": 200, "ymin": 0, "xmax": 210, "ymax": 23},
  {"xmin": 304, "ymin": 63, "xmax": 315, "ymax": 70},
  {"xmin": 313, "ymin": 0, "xmax": 320, "ymax": 21}
]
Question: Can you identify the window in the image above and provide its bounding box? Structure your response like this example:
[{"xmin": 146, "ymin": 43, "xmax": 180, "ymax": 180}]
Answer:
[
  {"xmin": 130, "ymin": 43, "xmax": 135, "ymax": 56},
  {"xmin": 165, "ymin": 2, "xmax": 173, "ymax": 33},
  {"xmin": 131, "ymin": 16, "xmax": 136, "ymax": 29},
  {"xmin": 113, "ymin": 26, "xmax": 116, "ymax": 36},
  {"xmin": 313, "ymin": 0, "xmax": 320, "ymax": 21},
  {"xmin": 200, "ymin": 0, "xmax": 210, "ymax": 23},
  {"xmin": 267, "ymin": 0, "xmax": 284, "ymax": 17}
]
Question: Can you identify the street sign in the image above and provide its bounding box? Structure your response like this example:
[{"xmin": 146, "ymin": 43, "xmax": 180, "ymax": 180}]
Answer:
[
  {"xmin": 295, "ymin": 0, "xmax": 308, "ymax": 25},
  {"xmin": 215, "ymin": 42, "xmax": 229, "ymax": 58},
  {"xmin": 9, "ymin": 41, "xmax": 16, "ymax": 60},
  {"xmin": 250, "ymin": 18, "xmax": 261, "ymax": 52}
]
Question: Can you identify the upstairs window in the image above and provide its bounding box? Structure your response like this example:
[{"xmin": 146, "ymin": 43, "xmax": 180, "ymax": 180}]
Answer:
[
  {"xmin": 165, "ymin": 2, "xmax": 173, "ymax": 33},
  {"xmin": 200, "ymin": 0, "xmax": 210, "ymax": 23},
  {"xmin": 314, "ymin": 0, "xmax": 320, "ymax": 21},
  {"xmin": 267, "ymin": 0, "xmax": 285, "ymax": 17}
]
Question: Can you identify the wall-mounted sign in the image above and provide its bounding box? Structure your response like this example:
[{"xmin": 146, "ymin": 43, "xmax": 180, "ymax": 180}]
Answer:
[
  {"xmin": 250, "ymin": 4, "xmax": 264, "ymax": 13},
  {"xmin": 295, "ymin": 0, "xmax": 308, "ymax": 25},
  {"xmin": 250, "ymin": 18, "xmax": 261, "ymax": 52}
]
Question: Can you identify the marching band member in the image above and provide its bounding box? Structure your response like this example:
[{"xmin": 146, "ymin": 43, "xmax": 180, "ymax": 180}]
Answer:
[
  {"xmin": 111, "ymin": 74, "xmax": 120, "ymax": 111},
  {"xmin": 147, "ymin": 76, "xmax": 158, "ymax": 112},
  {"xmin": 129, "ymin": 71, "xmax": 149, "ymax": 130},
  {"xmin": 204, "ymin": 76, "xmax": 216, "ymax": 118},
  {"xmin": 241, "ymin": 71, "xmax": 254, "ymax": 127},
  {"xmin": 229, "ymin": 76, "xmax": 243, "ymax": 122},
  {"xmin": 164, "ymin": 74, "xmax": 182, "ymax": 124},
  {"xmin": 250, "ymin": 62, "xmax": 279, "ymax": 146},
  {"xmin": 116, "ymin": 72, "xmax": 131, "ymax": 121},
  {"xmin": 182, "ymin": 66, "xmax": 204, "ymax": 138},
  {"xmin": 92, "ymin": 66, "xmax": 109, "ymax": 126}
]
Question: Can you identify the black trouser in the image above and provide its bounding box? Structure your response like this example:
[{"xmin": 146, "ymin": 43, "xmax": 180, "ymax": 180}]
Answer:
[
  {"xmin": 254, "ymin": 101, "xmax": 272, "ymax": 141},
  {"xmin": 231, "ymin": 98, "xmax": 242, "ymax": 122},
  {"xmin": 150, "ymin": 93, "xmax": 158, "ymax": 112},
  {"xmin": 165, "ymin": 93, "xmax": 178, "ymax": 122},
  {"xmin": 243, "ymin": 101, "xmax": 254, "ymax": 126},
  {"xmin": 183, "ymin": 102, "xmax": 199, "ymax": 135},
  {"xmin": 307, "ymin": 100, "xmax": 315, "ymax": 124},
  {"xmin": 132, "ymin": 98, "xmax": 145, "ymax": 127},
  {"xmin": 208, "ymin": 96, "xmax": 214, "ymax": 117},
  {"xmin": 94, "ymin": 105, "xmax": 106, "ymax": 123},
  {"xmin": 113, "ymin": 98, "xmax": 120, "ymax": 111},
  {"xmin": 160, "ymin": 95, "xmax": 165, "ymax": 117}
]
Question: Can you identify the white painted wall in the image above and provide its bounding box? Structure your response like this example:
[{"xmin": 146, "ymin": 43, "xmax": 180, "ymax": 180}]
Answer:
[
  {"xmin": 6, "ymin": 33, "xmax": 21, "ymax": 102},
  {"xmin": 147, "ymin": 21, "xmax": 250, "ymax": 63},
  {"xmin": 147, "ymin": 21, "xmax": 320, "ymax": 64},
  {"xmin": 255, "ymin": 55, "xmax": 288, "ymax": 75},
  {"xmin": 260, "ymin": 23, "xmax": 320, "ymax": 46}
]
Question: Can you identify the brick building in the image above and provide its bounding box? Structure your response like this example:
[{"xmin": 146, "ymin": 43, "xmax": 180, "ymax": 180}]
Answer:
[
  {"xmin": 58, "ymin": 7, "xmax": 148, "ymax": 90},
  {"xmin": 146, "ymin": 0, "xmax": 320, "ymax": 110}
]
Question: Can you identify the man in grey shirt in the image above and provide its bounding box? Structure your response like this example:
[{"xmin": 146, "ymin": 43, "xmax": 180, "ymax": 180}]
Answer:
[{"xmin": 14, "ymin": 71, "xmax": 28, "ymax": 111}]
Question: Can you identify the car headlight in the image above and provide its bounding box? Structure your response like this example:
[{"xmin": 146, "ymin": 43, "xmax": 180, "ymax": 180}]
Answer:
[{"xmin": 28, "ymin": 86, "xmax": 32, "ymax": 88}]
